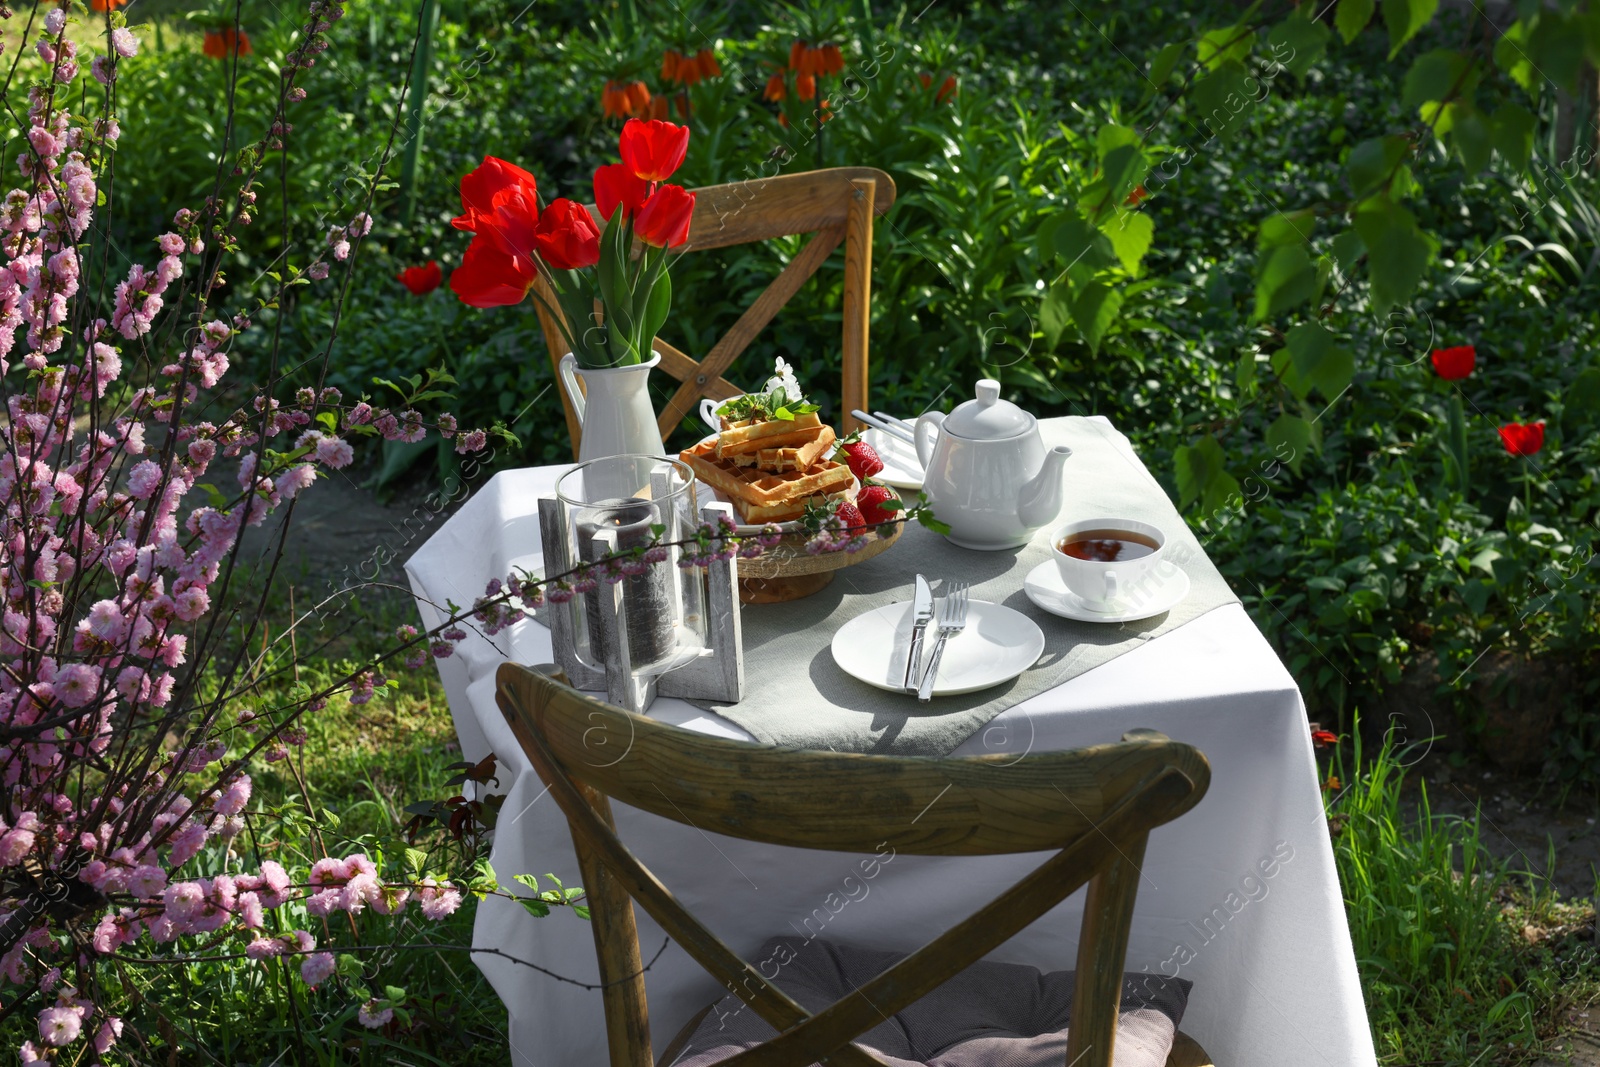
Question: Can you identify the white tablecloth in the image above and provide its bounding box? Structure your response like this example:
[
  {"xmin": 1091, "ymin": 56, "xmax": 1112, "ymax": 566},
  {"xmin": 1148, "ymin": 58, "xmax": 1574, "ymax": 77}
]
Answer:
[{"xmin": 406, "ymin": 423, "xmax": 1377, "ymax": 1067}]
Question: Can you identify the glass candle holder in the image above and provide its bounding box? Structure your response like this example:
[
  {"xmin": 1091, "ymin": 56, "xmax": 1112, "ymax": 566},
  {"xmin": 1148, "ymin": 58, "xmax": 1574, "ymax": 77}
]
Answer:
[{"xmin": 554, "ymin": 454, "xmax": 703, "ymax": 675}]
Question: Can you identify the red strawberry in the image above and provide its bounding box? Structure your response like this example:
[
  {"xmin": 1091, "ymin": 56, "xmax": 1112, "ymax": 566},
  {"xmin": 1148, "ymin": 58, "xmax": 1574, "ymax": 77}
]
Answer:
[
  {"xmin": 856, "ymin": 484, "xmax": 900, "ymax": 526},
  {"xmin": 834, "ymin": 501, "xmax": 865, "ymax": 532},
  {"xmin": 837, "ymin": 438, "xmax": 884, "ymax": 480}
]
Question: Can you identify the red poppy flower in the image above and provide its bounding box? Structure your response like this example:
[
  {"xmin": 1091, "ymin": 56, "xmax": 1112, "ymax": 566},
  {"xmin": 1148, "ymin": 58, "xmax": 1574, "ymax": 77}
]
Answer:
[
  {"xmin": 202, "ymin": 28, "xmax": 251, "ymax": 59},
  {"xmin": 533, "ymin": 199, "xmax": 601, "ymax": 270},
  {"xmin": 634, "ymin": 184, "xmax": 696, "ymax": 249},
  {"xmin": 452, "ymin": 157, "xmax": 538, "ymax": 236},
  {"xmin": 593, "ymin": 163, "xmax": 651, "ymax": 223},
  {"xmin": 618, "ymin": 118, "xmax": 690, "ymax": 182},
  {"xmin": 397, "ymin": 261, "xmax": 443, "ymax": 295},
  {"xmin": 1430, "ymin": 345, "xmax": 1476, "ymax": 380},
  {"xmin": 1311, "ymin": 729, "xmax": 1338, "ymax": 748},
  {"xmin": 450, "ymin": 237, "xmax": 535, "ymax": 308},
  {"xmin": 1498, "ymin": 421, "xmax": 1545, "ymax": 457}
]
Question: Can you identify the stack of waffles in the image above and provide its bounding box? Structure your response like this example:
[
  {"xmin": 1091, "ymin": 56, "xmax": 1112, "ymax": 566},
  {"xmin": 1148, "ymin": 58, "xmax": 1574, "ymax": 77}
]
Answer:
[{"xmin": 679, "ymin": 412, "xmax": 853, "ymax": 524}]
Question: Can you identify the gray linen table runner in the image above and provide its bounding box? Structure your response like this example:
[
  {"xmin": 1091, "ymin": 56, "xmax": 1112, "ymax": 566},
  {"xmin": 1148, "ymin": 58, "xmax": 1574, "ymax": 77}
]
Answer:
[{"xmin": 685, "ymin": 417, "xmax": 1240, "ymax": 756}]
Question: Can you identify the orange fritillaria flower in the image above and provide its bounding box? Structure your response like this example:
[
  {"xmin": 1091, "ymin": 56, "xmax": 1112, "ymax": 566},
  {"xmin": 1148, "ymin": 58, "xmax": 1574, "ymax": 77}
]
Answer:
[
  {"xmin": 789, "ymin": 40, "xmax": 807, "ymax": 71},
  {"xmin": 90, "ymin": 0, "xmax": 128, "ymax": 10},
  {"xmin": 624, "ymin": 80, "xmax": 651, "ymax": 116},
  {"xmin": 602, "ymin": 81, "xmax": 627, "ymax": 119},
  {"xmin": 202, "ymin": 28, "xmax": 252, "ymax": 59},
  {"xmin": 918, "ymin": 72, "xmax": 958, "ymax": 103},
  {"xmin": 648, "ymin": 95, "xmax": 669, "ymax": 121},
  {"xmin": 818, "ymin": 44, "xmax": 843, "ymax": 75},
  {"xmin": 661, "ymin": 49, "xmax": 683, "ymax": 82},
  {"xmin": 696, "ymin": 49, "xmax": 721, "ymax": 79},
  {"xmin": 795, "ymin": 72, "xmax": 817, "ymax": 101},
  {"xmin": 763, "ymin": 74, "xmax": 786, "ymax": 102}
]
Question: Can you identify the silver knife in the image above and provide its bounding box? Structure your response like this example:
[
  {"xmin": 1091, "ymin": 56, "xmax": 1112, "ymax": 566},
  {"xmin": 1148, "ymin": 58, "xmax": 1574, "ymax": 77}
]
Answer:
[{"xmin": 902, "ymin": 575, "xmax": 934, "ymax": 692}]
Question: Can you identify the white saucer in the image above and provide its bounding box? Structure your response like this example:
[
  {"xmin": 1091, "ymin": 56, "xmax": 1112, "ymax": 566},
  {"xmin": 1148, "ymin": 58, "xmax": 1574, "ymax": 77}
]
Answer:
[
  {"xmin": 862, "ymin": 425, "xmax": 925, "ymax": 491},
  {"xmin": 831, "ymin": 599, "xmax": 1044, "ymax": 697},
  {"xmin": 1023, "ymin": 560, "xmax": 1190, "ymax": 623}
]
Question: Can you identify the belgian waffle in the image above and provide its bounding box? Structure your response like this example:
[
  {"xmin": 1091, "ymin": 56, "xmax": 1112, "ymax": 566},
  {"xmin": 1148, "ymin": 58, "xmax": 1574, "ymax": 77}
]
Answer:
[
  {"xmin": 729, "ymin": 425, "xmax": 837, "ymax": 473},
  {"xmin": 680, "ymin": 439, "xmax": 853, "ymax": 523},
  {"xmin": 715, "ymin": 412, "xmax": 824, "ymax": 457}
]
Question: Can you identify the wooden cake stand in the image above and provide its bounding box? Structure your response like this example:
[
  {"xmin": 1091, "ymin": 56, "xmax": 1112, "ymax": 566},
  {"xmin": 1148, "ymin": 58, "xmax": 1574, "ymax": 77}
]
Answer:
[{"xmin": 735, "ymin": 496, "xmax": 904, "ymax": 604}]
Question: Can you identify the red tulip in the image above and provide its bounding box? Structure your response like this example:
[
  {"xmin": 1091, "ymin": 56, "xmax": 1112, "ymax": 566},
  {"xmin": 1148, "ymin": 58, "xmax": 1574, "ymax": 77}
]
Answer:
[
  {"xmin": 618, "ymin": 118, "xmax": 690, "ymax": 182},
  {"xmin": 1430, "ymin": 345, "xmax": 1476, "ymax": 380},
  {"xmin": 634, "ymin": 184, "xmax": 695, "ymax": 248},
  {"xmin": 396, "ymin": 261, "xmax": 443, "ymax": 295},
  {"xmin": 450, "ymin": 237, "xmax": 535, "ymax": 308},
  {"xmin": 593, "ymin": 163, "xmax": 651, "ymax": 223},
  {"xmin": 453, "ymin": 157, "xmax": 539, "ymax": 236},
  {"xmin": 533, "ymin": 199, "xmax": 601, "ymax": 270},
  {"xmin": 1498, "ymin": 421, "xmax": 1545, "ymax": 457}
]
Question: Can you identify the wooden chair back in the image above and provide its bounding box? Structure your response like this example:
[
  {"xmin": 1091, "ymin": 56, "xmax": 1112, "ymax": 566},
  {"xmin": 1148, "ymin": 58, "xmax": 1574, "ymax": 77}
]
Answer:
[
  {"xmin": 494, "ymin": 662, "xmax": 1212, "ymax": 1067},
  {"xmin": 534, "ymin": 167, "xmax": 897, "ymax": 457}
]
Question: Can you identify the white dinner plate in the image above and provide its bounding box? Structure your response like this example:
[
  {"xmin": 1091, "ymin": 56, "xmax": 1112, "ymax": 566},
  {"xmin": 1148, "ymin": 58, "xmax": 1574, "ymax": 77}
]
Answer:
[
  {"xmin": 1023, "ymin": 559, "xmax": 1191, "ymax": 623},
  {"xmin": 862, "ymin": 424, "xmax": 925, "ymax": 491},
  {"xmin": 830, "ymin": 599, "xmax": 1044, "ymax": 697}
]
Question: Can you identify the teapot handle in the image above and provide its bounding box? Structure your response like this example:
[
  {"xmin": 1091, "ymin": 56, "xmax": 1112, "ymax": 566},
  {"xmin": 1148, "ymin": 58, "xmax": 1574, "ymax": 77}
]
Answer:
[{"xmin": 914, "ymin": 411, "xmax": 944, "ymax": 469}]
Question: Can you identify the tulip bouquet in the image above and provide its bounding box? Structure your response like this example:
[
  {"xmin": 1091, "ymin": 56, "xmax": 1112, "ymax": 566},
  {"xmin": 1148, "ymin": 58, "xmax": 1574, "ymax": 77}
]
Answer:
[{"xmin": 450, "ymin": 118, "xmax": 697, "ymax": 369}]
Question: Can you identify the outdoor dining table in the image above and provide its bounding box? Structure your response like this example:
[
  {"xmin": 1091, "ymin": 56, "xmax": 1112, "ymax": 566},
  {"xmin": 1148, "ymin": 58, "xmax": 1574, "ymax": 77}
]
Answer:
[{"xmin": 407, "ymin": 415, "xmax": 1377, "ymax": 1067}]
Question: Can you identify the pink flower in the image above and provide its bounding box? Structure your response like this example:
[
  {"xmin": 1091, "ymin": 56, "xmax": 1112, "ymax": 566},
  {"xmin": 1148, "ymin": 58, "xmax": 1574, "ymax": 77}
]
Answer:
[
  {"xmin": 456, "ymin": 428, "xmax": 487, "ymax": 454},
  {"xmin": 417, "ymin": 878, "xmax": 463, "ymax": 920},
  {"xmin": 163, "ymin": 880, "xmax": 206, "ymax": 922},
  {"xmin": 112, "ymin": 28, "xmax": 139, "ymax": 58},
  {"xmin": 172, "ymin": 587, "xmax": 209, "ymax": 622},
  {"xmin": 300, "ymin": 952, "xmax": 337, "ymax": 988},
  {"xmin": 258, "ymin": 860, "xmax": 292, "ymax": 906},
  {"xmin": 213, "ymin": 774, "xmax": 251, "ymax": 815},
  {"xmin": 357, "ymin": 1001, "xmax": 394, "ymax": 1029},
  {"xmin": 85, "ymin": 600, "xmax": 128, "ymax": 643},
  {"xmin": 237, "ymin": 890, "xmax": 265, "ymax": 928},
  {"xmin": 126, "ymin": 459, "xmax": 162, "ymax": 499},
  {"xmin": 245, "ymin": 937, "xmax": 283, "ymax": 960},
  {"xmin": 347, "ymin": 402, "xmax": 373, "ymax": 425},
  {"xmin": 94, "ymin": 1017, "xmax": 123, "ymax": 1055},
  {"xmin": 277, "ymin": 463, "xmax": 316, "ymax": 500},
  {"xmin": 53, "ymin": 663, "xmax": 101, "ymax": 708},
  {"xmin": 127, "ymin": 865, "xmax": 166, "ymax": 898},
  {"xmin": 314, "ymin": 435, "xmax": 353, "ymax": 468},
  {"xmin": 37, "ymin": 1005, "xmax": 80, "ymax": 1047}
]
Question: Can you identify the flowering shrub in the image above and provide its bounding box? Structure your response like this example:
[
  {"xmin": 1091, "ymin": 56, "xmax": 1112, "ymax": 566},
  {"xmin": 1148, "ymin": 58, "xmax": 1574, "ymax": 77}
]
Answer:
[{"xmin": 0, "ymin": 3, "xmax": 525, "ymax": 1059}]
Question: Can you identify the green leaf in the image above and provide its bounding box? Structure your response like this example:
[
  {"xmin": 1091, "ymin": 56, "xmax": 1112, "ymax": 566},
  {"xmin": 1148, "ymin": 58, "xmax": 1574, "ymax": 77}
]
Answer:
[
  {"xmin": 1236, "ymin": 350, "xmax": 1259, "ymax": 398},
  {"xmin": 1309, "ymin": 346, "xmax": 1355, "ymax": 401},
  {"xmin": 404, "ymin": 848, "xmax": 428, "ymax": 875},
  {"xmin": 1529, "ymin": 13, "xmax": 1585, "ymax": 91},
  {"xmin": 1103, "ymin": 211, "xmax": 1154, "ymax": 275},
  {"xmin": 1330, "ymin": 229, "xmax": 1365, "ymax": 273},
  {"xmin": 1451, "ymin": 105, "xmax": 1492, "ymax": 173},
  {"xmin": 1336, "ymin": 0, "xmax": 1376, "ymax": 44},
  {"xmin": 1144, "ymin": 41, "xmax": 1187, "ymax": 98},
  {"xmin": 1493, "ymin": 21, "xmax": 1537, "ymax": 92},
  {"xmin": 1274, "ymin": 321, "xmax": 1331, "ymax": 401},
  {"xmin": 1190, "ymin": 60, "xmax": 1253, "ymax": 141},
  {"xmin": 1198, "ymin": 26, "xmax": 1255, "ymax": 71},
  {"xmin": 1052, "ymin": 212, "xmax": 1114, "ymax": 270},
  {"xmin": 1346, "ymin": 136, "xmax": 1409, "ymax": 197},
  {"xmin": 1097, "ymin": 143, "xmax": 1149, "ymax": 207},
  {"xmin": 1070, "ymin": 282, "xmax": 1125, "ymax": 356},
  {"xmin": 1402, "ymin": 49, "xmax": 1467, "ymax": 109},
  {"xmin": 1094, "ymin": 123, "xmax": 1141, "ymax": 161},
  {"xmin": 1254, "ymin": 244, "xmax": 1317, "ymax": 321},
  {"xmin": 1382, "ymin": 0, "xmax": 1439, "ymax": 56},
  {"xmin": 640, "ymin": 261, "xmax": 671, "ymax": 353},
  {"xmin": 1171, "ymin": 435, "xmax": 1228, "ymax": 515},
  {"xmin": 1266, "ymin": 414, "xmax": 1316, "ymax": 474},
  {"xmin": 1267, "ymin": 12, "xmax": 1331, "ymax": 79},
  {"xmin": 1258, "ymin": 209, "xmax": 1315, "ymax": 250},
  {"xmin": 1040, "ymin": 278, "xmax": 1072, "ymax": 349},
  {"xmin": 1352, "ymin": 197, "xmax": 1436, "ymax": 317},
  {"xmin": 1490, "ymin": 102, "xmax": 1535, "ymax": 170}
]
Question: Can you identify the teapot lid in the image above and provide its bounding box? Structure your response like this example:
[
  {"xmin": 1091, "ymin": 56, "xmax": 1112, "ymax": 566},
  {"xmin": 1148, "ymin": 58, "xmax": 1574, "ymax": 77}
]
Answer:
[{"xmin": 942, "ymin": 379, "xmax": 1034, "ymax": 440}]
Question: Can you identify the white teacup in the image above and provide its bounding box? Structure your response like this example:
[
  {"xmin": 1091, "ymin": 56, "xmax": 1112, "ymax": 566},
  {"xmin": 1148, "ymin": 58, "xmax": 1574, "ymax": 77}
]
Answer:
[{"xmin": 1051, "ymin": 517, "xmax": 1167, "ymax": 611}]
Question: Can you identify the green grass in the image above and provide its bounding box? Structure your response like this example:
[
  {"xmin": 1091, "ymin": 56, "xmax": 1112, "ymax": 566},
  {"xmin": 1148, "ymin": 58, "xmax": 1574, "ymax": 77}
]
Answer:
[{"xmin": 1331, "ymin": 730, "xmax": 1600, "ymax": 1064}]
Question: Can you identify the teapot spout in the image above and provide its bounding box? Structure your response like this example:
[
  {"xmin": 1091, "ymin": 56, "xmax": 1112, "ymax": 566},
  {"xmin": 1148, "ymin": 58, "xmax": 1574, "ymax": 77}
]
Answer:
[{"xmin": 1018, "ymin": 445, "xmax": 1072, "ymax": 531}]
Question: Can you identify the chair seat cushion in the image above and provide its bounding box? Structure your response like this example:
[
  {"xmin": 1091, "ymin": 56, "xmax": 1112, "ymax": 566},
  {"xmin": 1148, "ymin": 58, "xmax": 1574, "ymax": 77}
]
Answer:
[{"xmin": 670, "ymin": 936, "xmax": 1191, "ymax": 1067}]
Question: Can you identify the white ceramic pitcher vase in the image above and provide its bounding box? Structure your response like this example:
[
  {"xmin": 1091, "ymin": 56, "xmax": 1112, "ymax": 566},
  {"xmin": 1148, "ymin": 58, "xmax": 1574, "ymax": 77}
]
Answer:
[{"xmin": 557, "ymin": 352, "xmax": 667, "ymax": 462}]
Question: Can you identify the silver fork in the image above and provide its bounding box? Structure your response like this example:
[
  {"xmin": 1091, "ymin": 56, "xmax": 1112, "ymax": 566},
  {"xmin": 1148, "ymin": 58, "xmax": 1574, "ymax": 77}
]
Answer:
[{"xmin": 916, "ymin": 582, "xmax": 969, "ymax": 703}]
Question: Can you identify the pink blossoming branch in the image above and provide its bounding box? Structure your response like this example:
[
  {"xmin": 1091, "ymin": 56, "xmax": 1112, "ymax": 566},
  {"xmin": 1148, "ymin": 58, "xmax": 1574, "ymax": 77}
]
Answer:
[{"xmin": 0, "ymin": 2, "xmax": 519, "ymax": 1059}]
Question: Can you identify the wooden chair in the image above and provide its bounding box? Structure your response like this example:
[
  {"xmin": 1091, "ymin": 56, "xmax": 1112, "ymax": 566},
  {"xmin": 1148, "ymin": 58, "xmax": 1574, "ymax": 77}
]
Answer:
[
  {"xmin": 535, "ymin": 167, "xmax": 897, "ymax": 458},
  {"xmin": 494, "ymin": 662, "xmax": 1217, "ymax": 1067}
]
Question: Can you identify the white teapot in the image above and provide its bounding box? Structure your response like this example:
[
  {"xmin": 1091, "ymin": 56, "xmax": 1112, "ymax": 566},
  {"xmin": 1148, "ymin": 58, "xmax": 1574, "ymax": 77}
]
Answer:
[{"xmin": 914, "ymin": 380, "xmax": 1071, "ymax": 550}]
